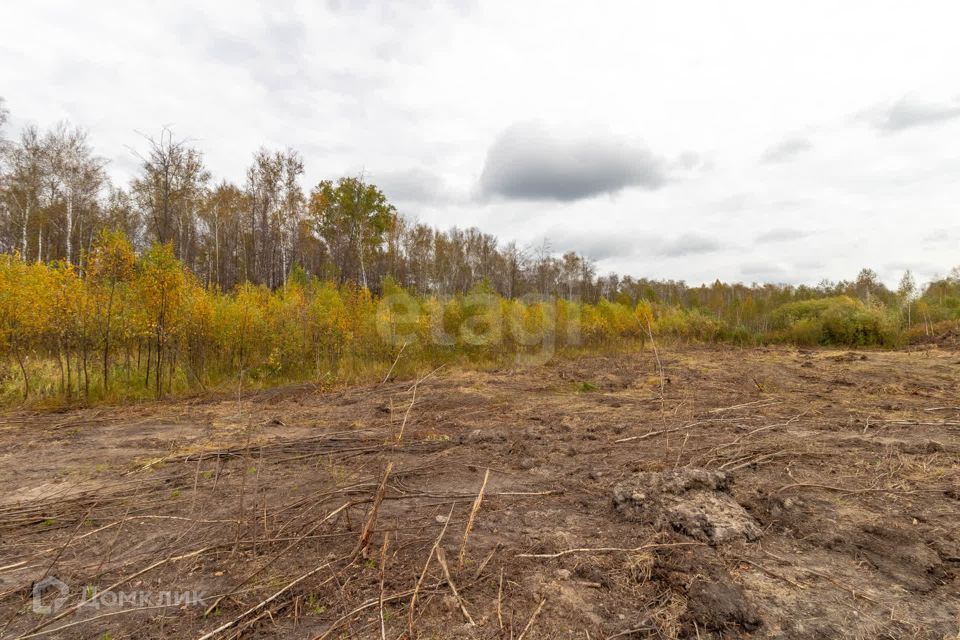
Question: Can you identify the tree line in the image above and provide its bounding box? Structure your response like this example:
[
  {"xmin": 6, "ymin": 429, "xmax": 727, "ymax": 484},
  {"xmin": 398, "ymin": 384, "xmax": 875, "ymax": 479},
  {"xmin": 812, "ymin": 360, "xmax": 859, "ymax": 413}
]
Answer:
[
  {"xmin": 2, "ymin": 100, "xmax": 950, "ymax": 308},
  {"xmin": 2, "ymin": 99, "xmax": 960, "ymax": 406}
]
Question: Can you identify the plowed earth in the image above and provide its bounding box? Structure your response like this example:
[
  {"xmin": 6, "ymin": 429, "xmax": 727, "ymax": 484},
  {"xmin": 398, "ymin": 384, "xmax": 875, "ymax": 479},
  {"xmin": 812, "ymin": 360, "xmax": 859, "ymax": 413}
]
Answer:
[{"xmin": 1, "ymin": 345, "xmax": 958, "ymax": 639}]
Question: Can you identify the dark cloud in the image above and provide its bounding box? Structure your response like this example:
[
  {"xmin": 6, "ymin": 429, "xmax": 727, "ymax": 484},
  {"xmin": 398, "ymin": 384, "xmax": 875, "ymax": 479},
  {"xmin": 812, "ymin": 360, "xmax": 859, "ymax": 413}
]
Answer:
[
  {"xmin": 761, "ymin": 137, "xmax": 812, "ymax": 163},
  {"xmin": 754, "ymin": 228, "xmax": 810, "ymax": 243},
  {"xmin": 873, "ymin": 97, "xmax": 960, "ymax": 132},
  {"xmin": 479, "ymin": 122, "xmax": 668, "ymax": 202},
  {"xmin": 658, "ymin": 233, "xmax": 724, "ymax": 257}
]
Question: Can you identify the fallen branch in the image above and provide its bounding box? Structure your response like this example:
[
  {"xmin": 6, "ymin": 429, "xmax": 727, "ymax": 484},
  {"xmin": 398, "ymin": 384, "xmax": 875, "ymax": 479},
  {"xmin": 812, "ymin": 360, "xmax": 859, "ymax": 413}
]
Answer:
[
  {"xmin": 20, "ymin": 545, "xmax": 221, "ymax": 638},
  {"xmin": 202, "ymin": 501, "xmax": 351, "ymax": 617},
  {"xmin": 605, "ymin": 627, "xmax": 657, "ymax": 640},
  {"xmin": 518, "ymin": 541, "xmax": 703, "ymax": 559},
  {"xmin": 195, "ymin": 556, "xmax": 342, "ymax": 640},
  {"xmin": 614, "ymin": 420, "xmax": 714, "ymax": 444},
  {"xmin": 313, "ymin": 581, "xmax": 445, "ymax": 640},
  {"xmin": 708, "ymin": 399, "xmax": 779, "ymax": 413}
]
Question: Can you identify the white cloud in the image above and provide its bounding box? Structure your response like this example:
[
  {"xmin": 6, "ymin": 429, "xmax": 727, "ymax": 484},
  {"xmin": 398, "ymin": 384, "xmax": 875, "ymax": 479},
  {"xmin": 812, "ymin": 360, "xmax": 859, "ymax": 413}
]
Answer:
[
  {"xmin": 761, "ymin": 137, "xmax": 813, "ymax": 164},
  {"xmin": 871, "ymin": 96, "xmax": 960, "ymax": 132}
]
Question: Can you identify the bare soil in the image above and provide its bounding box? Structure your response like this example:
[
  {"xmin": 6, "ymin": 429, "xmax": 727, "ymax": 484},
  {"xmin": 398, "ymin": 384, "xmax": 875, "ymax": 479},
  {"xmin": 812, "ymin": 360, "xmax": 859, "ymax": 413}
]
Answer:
[{"xmin": 0, "ymin": 345, "xmax": 958, "ymax": 639}]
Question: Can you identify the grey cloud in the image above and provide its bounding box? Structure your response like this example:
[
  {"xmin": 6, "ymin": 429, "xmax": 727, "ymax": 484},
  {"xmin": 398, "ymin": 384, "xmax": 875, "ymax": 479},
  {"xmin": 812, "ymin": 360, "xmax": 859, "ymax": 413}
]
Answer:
[
  {"xmin": 873, "ymin": 97, "xmax": 960, "ymax": 132},
  {"xmin": 207, "ymin": 34, "xmax": 260, "ymax": 65},
  {"xmin": 755, "ymin": 228, "xmax": 810, "ymax": 243},
  {"xmin": 921, "ymin": 227, "xmax": 959, "ymax": 247},
  {"xmin": 177, "ymin": 9, "xmax": 323, "ymax": 97},
  {"xmin": 672, "ymin": 151, "xmax": 712, "ymax": 172},
  {"xmin": 882, "ymin": 261, "xmax": 940, "ymax": 275},
  {"xmin": 740, "ymin": 262, "xmax": 789, "ymax": 282},
  {"xmin": 374, "ymin": 167, "xmax": 449, "ymax": 204},
  {"xmin": 544, "ymin": 229, "xmax": 645, "ymax": 261},
  {"xmin": 711, "ymin": 193, "xmax": 753, "ymax": 213},
  {"xmin": 761, "ymin": 137, "xmax": 812, "ymax": 163},
  {"xmin": 479, "ymin": 122, "xmax": 669, "ymax": 202},
  {"xmin": 658, "ymin": 233, "xmax": 724, "ymax": 257}
]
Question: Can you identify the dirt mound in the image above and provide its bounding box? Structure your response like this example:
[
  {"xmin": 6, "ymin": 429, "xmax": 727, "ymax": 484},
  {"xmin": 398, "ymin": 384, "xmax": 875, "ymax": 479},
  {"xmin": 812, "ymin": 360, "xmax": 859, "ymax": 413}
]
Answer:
[
  {"xmin": 654, "ymin": 543, "xmax": 762, "ymax": 634},
  {"xmin": 612, "ymin": 468, "xmax": 762, "ymax": 544},
  {"xmin": 911, "ymin": 323, "xmax": 960, "ymax": 349}
]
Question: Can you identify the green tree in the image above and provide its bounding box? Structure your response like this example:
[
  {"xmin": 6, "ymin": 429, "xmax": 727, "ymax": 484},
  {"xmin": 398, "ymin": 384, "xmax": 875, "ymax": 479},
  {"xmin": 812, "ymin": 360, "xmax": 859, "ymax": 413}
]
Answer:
[{"xmin": 309, "ymin": 176, "xmax": 396, "ymax": 289}]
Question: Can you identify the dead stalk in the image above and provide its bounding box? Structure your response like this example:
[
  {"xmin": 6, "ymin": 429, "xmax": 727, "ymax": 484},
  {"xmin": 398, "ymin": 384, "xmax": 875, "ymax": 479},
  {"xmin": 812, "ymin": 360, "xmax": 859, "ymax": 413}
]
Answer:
[
  {"xmin": 191, "ymin": 451, "xmax": 203, "ymax": 513},
  {"xmin": 497, "ymin": 566, "xmax": 504, "ymax": 630},
  {"xmin": 644, "ymin": 317, "xmax": 665, "ymax": 411},
  {"xmin": 378, "ymin": 532, "xmax": 390, "ymax": 640},
  {"xmin": 436, "ymin": 547, "xmax": 476, "ymax": 625},
  {"xmin": 381, "ymin": 342, "xmax": 408, "ymax": 384},
  {"xmin": 673, "ymin": 432, "xmax": 689, "ymax": 469},
  {"xmin": 458, "ymin": 468, "xmax": 490, "ymax": 569},
  {"xmin": 408, "ymin": 502, "xmax": 456, "ymax": 636},
  {"xmin": 397, "ymin": 383, "xmax": 417, "ymax": 442},
  {"xmin": 352, "ymin": 462, "xmax": 393, "ymax": 558}
]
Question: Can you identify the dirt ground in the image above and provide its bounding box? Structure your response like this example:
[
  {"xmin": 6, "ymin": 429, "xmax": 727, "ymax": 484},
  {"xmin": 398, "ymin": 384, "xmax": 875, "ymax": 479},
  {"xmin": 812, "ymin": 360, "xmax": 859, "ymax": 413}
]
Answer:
[{"xmin": 0, "ymin": 345, "xmax": 958, "ymax": 639}]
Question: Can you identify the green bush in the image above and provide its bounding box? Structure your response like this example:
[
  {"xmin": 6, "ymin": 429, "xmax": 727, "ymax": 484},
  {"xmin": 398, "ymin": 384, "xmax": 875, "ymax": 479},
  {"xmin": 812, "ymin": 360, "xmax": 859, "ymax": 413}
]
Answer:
[{"xmin": 770, "ymin": 296, "xmax": 901, "ymax": 347}]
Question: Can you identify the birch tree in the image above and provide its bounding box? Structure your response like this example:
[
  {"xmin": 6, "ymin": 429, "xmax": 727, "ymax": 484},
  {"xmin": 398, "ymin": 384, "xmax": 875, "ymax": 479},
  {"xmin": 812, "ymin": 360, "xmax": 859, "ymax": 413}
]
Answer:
[
  {"xmin": 245, "ymin": 149, "xmax": 304, "ymax": 287},
  {"xmin": 2, "ymin": 126, "xmax": 45, "ymax": 259},
  {"xmin": 44, "ymin": 123, "xmax": 106, "ymax": 266},
  {"xmin": 131, "ymin": 129, "xmax": 209, "ymax": 267}
]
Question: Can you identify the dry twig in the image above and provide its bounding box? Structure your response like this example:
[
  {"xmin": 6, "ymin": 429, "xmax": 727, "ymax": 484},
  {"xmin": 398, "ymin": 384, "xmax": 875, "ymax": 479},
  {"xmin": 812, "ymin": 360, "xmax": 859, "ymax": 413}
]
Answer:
[{"xmin": 517, "ymin": 598, "xmax": 546, "ymax": 640}]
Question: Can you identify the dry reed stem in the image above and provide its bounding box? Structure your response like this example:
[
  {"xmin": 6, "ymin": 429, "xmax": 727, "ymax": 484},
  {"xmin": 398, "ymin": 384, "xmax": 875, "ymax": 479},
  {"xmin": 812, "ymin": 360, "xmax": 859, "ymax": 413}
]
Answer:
[
  {"xmin": 407, "ymin": 502, "xmax": 455, "ymax": 636},
  {"xmin": 378, "ymin": 532, "xmax": 389, "ymax": 640},
  {"xmin": 436, "ymin": 547, "xmax": 476, "ymax": 626},
  {"xmin": 496, "ymin": 566, "xmax": 504, "ymax": 630},
  {"xmin": 457, "ymin": 468, "xmax": 490, "ymax": 569},
  {"xmin": 352, "ymin": 462, "xmax": 393, "ymax": 558},
  {"xmin": 518, "ymin": 541, "xmax": 704, "ymax": 559}
]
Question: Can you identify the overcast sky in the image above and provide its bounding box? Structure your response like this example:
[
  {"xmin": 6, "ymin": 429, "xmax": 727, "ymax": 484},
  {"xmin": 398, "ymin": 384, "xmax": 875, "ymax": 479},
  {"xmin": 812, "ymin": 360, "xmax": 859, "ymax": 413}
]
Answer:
[{"xmin": 2, "ymin": 0, "xmax": 959, "ymax": 287}]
